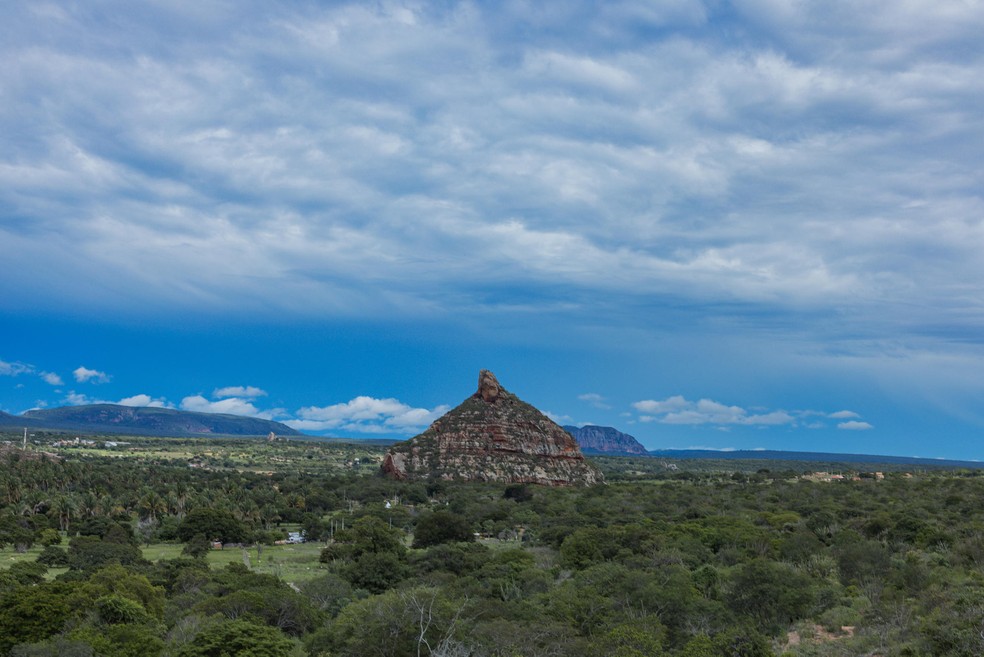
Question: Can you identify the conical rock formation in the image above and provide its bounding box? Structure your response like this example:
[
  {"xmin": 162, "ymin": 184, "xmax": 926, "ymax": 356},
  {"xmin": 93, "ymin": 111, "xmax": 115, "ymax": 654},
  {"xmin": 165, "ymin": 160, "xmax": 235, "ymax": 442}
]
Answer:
[{"xmin": 382, "ymin": 370, "xmax": 602, "ymax": 486}]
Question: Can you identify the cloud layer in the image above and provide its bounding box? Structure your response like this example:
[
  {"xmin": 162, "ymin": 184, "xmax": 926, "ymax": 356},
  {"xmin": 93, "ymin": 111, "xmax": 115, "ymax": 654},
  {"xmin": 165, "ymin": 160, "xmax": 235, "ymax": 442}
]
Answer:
[
  {"xmin": 633, "ymin": 395, "xmax": 872, "ymax": 431},
  {"xmin": 292, "ymin": 397, "xmax": 450, "ymax": 434},
  {"xmin": 1, "ymin": 1, "xmax": 982, "ymax": 359},
  {"xmin": 54, "ymin": 384, "xmax": 448, "ymax": 436}
]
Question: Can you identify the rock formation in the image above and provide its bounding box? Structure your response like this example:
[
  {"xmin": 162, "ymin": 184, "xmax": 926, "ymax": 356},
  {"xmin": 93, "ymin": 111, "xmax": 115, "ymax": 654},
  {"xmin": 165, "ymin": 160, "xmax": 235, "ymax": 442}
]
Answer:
[
  {"xmin": 562, "ymin": 425, "xmax": 649, "ymax": 456},
  {"xmin": 382, "ymin": 370, "xmax": 602, "ymax": 486}
]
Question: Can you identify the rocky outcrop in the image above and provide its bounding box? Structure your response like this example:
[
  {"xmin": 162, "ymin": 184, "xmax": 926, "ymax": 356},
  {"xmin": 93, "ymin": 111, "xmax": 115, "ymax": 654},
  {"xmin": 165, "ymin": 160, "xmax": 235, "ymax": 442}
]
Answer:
[
  {"xmin": 563, "ymin": 425, "xmax": 648, "ymax": 456},
  {"xmin": 382, "ymin": 370, "xmax": 602, "ymax": 486}
]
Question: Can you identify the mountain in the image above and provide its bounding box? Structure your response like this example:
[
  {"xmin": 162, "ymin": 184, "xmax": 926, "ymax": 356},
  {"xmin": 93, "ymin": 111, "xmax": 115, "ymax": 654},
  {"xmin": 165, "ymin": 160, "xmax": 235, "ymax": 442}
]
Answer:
[
  {"xmin": 563, "ymin": 425, "xmax": 648, "ymax": 456},
  {"xmin": 2, "ymin": 404, "xmax": 301, "ymax": 438},
  {"xmin": 382, "ymin": 370, "xmax": 602, "ymax": 486},
  {"xmin": 647, "ymin": 448, "xmax": 984, "ymax": 469}
]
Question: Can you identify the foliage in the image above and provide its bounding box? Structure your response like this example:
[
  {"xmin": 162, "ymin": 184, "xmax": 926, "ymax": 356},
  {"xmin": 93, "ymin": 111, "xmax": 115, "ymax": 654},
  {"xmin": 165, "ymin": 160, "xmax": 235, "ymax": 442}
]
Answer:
[
  {"xmin": 411, "ymin": 510, "xmax": 474, "ymax": 548},
  {"xmin": 4, "ymin": 437, "xmax": 984, "ymax": 656},
  {"xmin": 178, "ymin": 508, "xmax": 249, "ymax": 545},
  {"xmin": 174, "ymin": 617, "xmax": 296, "ymax": 657}
]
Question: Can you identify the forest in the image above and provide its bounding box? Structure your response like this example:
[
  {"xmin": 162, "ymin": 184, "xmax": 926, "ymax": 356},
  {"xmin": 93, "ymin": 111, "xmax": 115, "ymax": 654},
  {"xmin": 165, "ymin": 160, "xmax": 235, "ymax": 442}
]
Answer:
[{"xmin": 1, "ymin": 434, "xmax": 983, "ymax": 656}]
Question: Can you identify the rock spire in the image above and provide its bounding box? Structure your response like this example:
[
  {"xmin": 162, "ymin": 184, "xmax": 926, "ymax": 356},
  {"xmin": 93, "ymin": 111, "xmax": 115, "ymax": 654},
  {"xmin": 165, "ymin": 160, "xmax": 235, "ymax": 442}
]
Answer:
[{"xmin": 381, "ymin": 370, "xmax": 602, "ymax": 486}]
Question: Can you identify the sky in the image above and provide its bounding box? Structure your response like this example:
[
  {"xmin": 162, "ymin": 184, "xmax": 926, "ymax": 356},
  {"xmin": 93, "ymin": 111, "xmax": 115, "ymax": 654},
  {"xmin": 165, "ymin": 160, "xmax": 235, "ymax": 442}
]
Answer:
[{"xmin": 2, "ymin": 1, "xmax": 984, "ymax": 459}]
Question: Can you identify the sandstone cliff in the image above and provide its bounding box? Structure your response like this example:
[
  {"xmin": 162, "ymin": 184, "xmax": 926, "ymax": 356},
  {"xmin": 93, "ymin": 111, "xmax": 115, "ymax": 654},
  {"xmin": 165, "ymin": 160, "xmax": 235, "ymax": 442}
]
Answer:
[
  {"xmin": 382, "ymin": 370, "xmax": 602, "ymax": 486},
  {"xmin": 563, "ymin": 424, "xmax": 648, "ymax": 456}
]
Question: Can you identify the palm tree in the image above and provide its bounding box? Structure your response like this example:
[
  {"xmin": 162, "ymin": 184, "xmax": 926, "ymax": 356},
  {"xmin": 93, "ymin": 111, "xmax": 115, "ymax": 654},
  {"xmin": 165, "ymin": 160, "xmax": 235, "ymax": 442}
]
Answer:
[
  {"xmin": 53, "ymin": 494, "xmax": 79, "ymax": 532},
  {"xmin": 138, "ymin": 490, "xmax": 167, "ymax": 524}
]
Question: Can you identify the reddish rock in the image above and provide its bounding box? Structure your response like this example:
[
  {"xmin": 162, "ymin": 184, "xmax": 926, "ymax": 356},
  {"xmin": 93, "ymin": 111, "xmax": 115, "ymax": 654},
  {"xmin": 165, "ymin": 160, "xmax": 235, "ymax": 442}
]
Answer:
[{"xmin": 382, "ymin": 370, "xmax": 602, "ymax": 486}]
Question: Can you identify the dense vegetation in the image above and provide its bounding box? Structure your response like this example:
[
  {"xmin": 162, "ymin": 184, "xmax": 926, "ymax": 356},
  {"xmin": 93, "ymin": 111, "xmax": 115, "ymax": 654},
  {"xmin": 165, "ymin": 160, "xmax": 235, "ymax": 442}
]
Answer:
[{"xmin": 2, "ymin": 434, "xmax": 984, "ymax": 656}]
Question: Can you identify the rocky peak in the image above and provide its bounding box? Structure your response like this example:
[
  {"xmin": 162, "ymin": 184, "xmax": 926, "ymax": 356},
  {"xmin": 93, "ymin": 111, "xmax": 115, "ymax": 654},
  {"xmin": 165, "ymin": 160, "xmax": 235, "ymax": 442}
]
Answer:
[
  {"xmin": 382, "ymin": 370, "xmax": 602, "ymax": 486},
  {"xmin": 476, "ymin": 369, "xmax": 502, "ymax": 403}
]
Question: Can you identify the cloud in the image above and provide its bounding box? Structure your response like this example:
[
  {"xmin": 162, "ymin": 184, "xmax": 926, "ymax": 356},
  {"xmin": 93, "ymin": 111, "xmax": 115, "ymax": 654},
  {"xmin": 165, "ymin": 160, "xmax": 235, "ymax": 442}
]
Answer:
[
  {"xmin": 213, "ymin": 386, "xmax": 267, "ymax": 399},
  {"xmin": 545, "ymin": 411, "xmax": 573, "ymax": 424},
  {"xmin": 41, "ymin": 372, "xmax": 64, "ymax": 386},
  {"xmin": 838, "ymin": 420, "xmax": 874, "ymax": 431},
  {"xmin": 633, "ymin": 396, "xmax": 690, "ymax": 414},
  {"xmin": 1, "ymin": 0, "xmax": 982, "ymax": 367},
  {"xmin": 180, "ymin": 395, "xmax": 273, "ymax": 419},
  {"xmin": 63, "ymin": 391, "xmax": 170, "ymax": 408},
  {"xmin": 118, "ymin": 394, "xmax": 168, "ymax": 408},
  {"xmin": 0, "ymin": 359, "xmax": 62, "ymax": 386},
  {"xmin": 0, "ymin": 360, "xmax": 34, "ymax": 377},
  {"xmin": 292, "ymin": 396, "xmax": 449, "ymax": 434},
  {"xmin": 73, "ymin": 366, "xmax": 110, "ymax": 384},
  {"xmin": 829, "ymin": 410, "xmax": 860, "ymax": 419},
  {"xmin": 64, "ymin": 391, "xmax": 93, "ymax": 406},
  {"xmin": 577, "ymin": 393, "xmax": 611, "ymax": 409},
  {"xmin": 634, "ymin": 395, "xmax": 797, "ymax": 427}
]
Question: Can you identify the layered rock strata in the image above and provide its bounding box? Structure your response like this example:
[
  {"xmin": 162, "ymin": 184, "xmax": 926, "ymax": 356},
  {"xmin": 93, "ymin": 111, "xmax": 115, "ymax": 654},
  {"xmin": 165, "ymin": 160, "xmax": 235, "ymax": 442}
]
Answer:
[
  {"xmin": 382, "ymin": 370, "xmax": 602, "ymax": 486},
  {"xmin": 563, "ymin": 424, "xmax": 648, "ymax": 456}
]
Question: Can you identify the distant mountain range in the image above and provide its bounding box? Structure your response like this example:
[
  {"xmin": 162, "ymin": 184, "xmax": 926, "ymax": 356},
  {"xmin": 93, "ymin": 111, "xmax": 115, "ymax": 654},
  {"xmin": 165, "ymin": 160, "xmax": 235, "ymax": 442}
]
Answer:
[
  {"xmin": 563, "ymin": 425, "xmax": 648, "ymax": 456},
  {"xmin": 647, "ymin": 448, "xmax": 984, "ymax": 469},
  {"xmin": 0, "ymin": 404, "xmax": 300, "ymax": 438},
  {"xmin": 560, "ymin": 423, "xmax": 984, "ymax": 469}
]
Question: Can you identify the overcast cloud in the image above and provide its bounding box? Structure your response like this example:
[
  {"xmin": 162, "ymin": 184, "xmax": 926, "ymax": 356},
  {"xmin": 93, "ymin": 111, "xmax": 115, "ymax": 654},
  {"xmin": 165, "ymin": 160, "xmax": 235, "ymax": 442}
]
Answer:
[{"xmin": 2, "ymin": 1, "xmax": 982, "ymax": 354}]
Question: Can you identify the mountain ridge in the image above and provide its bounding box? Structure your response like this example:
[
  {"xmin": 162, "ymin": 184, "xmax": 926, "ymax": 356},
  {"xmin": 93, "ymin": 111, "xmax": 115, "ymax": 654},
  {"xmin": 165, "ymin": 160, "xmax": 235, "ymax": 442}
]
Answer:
[
  {"xmin": 563, "ymin": 424, "xmax": 648, "ymax": 456},
  {"xmin": 1, "ymin": 404, "xmax": 300, "ymax": 438},
  {"xmin": 647, "ymin": 448, "xmax": 984, "ymax": 469}
]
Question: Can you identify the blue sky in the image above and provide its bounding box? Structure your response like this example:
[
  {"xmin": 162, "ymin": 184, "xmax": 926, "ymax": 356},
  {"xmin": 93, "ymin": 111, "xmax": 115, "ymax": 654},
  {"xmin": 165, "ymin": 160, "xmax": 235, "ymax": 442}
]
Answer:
[{"xmin": 2, "ymin": 1, "xmax": 984, "ymax": 459}]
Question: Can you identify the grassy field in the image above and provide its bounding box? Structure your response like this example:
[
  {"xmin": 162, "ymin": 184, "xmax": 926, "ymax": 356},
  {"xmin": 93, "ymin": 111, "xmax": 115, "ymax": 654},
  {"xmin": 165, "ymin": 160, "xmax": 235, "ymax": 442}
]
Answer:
[
  {"xmin": 141, "ymin": 541, "xmax": 330, "ymax": 584},
  {"xmin": 37, "ymin": 435, "xmax": 389, "ymax": 476},
  {"xmin": 1, "ymin": 540, "xmax": 329, "ymax": 586}
]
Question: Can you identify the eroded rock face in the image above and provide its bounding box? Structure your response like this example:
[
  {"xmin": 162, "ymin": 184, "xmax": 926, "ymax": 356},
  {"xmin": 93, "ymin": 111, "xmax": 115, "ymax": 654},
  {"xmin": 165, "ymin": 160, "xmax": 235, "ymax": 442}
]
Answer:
[
  {"xmin": 562, "ymin": 425, "xmax": 648, "ymax": 456},
  {"xmin": 382, "ymin": 370, "xmax": 602, "ymax": 486}
]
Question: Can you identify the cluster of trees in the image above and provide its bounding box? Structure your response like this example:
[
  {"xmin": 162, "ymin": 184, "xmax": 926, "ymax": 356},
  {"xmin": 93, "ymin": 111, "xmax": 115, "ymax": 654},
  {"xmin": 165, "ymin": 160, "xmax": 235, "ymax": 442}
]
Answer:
[{"xmin": 3, "ymin": 445, "xmax": 984, "ymax": 655}]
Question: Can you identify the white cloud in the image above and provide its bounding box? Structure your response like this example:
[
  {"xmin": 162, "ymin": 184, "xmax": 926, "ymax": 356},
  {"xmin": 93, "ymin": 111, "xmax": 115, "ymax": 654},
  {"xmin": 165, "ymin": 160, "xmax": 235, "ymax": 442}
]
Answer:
[
  {"xmin": 213, "ymin": 386, "xmax": 267, "ymax": 399},
  {"xmin": 41, "ymin": 372, "xmax": 64, "ymax": 386},
  {"xmin": 545, "ymin": 411, "xmax": 573, "ymax": 424},
  {"xmin": 118, "ymin": 394, "xmax": 168, "ymax": 408},
  {"xmin": 293, "ymin": 396, "xmax": 449, "ymax": 434},
  {"xmin": 577, "ymin": 392, "xmax": 611, "ymax": 409},
  {"xmin": 633, "ymin": 396, "xmax": 690, "ymax": 414},
  {"xmin": 63, "ymin": 390, "xmax": 171, "ymax": 408},
  {"xmin": 0, "ymin": 360, "xmax": 34, "ymax": 377},
  {"xmin": 0, "ymin": 359, "xmax": 62, "ymax": 386},
  {"xmin": 829, "ymin": 410, "xmax": 860, "ymax": 419},
  {"xmin": 634, "ymin": 395, "xmax": 797, "ymax": 427},
  {"xmin": 838, "ymin": 420, "xmax": 874, "ymax": 431},
  {"xmin": 73, "ymin": 366, "xmax": 110, "ymax": 384},
  {"xmin": 65, "ymin": 391, "xmax": 92, "ymax": 406},
  {"xmin": 180, "ymin": 395, "xmax": 273, "ymax": 419}
]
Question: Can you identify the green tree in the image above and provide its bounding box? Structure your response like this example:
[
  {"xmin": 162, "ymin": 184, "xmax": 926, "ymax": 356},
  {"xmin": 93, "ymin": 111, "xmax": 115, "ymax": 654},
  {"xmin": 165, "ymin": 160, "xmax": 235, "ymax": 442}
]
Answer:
[
  {"xmin": 321, "ymin": 516, "xmax": 406, "ymax": 562},
  {"xmin": 0, "ymin": 582, "xmax": 82, "ymax": 654},
  {"xmin": 175, "ymin": 618, "xmax": 295, "ymax": 657},
  {"xmin": 726, "ymin": 559, "xmax": 814, "ymax": 634},
  {"xmin": 38, "ymin": 528, "xmax": 62, "ymax": 547},
  {"xmin": 183, "ymin": 533, "xmax": 213, "ymax": 559},
  {"xmin": 67, "ymin": 535, "xmax": 147, "ymax": 571},
  {"xmin": 412, "ymin": 511, "xmax": 474, "ymax": 548},
  {"xmin": 178, "ymin": 508, "xmax": 249, "ymax": 545}
]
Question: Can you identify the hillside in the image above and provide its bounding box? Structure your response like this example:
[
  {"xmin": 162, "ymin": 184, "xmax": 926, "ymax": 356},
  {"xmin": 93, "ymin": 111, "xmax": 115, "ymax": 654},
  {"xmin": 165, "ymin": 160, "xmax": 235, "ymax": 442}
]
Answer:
[
  {"xmin": 563, "ymin": 424, "xmax": 648, "ymax": 455},
  {"xmin": 1, "ymin": 404, "xmax": 300, "ymax": 438},
  {"xmin": 383, "ymin": 370, "xmax": 602, "ymax": 486}
]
